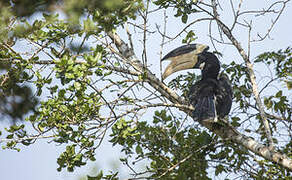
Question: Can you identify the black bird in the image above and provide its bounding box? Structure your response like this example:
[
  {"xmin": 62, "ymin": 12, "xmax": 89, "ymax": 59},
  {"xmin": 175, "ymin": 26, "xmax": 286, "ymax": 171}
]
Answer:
[{"xmin": 161, "ymin": 44, "xmax": 232, "ymax": 122}]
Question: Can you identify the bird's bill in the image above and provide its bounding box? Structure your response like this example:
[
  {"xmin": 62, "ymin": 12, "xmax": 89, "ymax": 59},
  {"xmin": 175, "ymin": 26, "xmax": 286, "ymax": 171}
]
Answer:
[{"xmin": 162, "ymin": 44, "xmax": 209, "ymax": 80}]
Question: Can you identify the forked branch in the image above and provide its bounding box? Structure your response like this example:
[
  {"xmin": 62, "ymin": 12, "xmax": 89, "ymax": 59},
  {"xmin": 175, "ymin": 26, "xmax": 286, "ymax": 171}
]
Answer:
[
  {"xmin": 210, "ymin": 0, "xmax": 275, "ymax": 150},
  {"xmin": 106, "ymin": 31, "xmax": 292, "ymax": 171}
]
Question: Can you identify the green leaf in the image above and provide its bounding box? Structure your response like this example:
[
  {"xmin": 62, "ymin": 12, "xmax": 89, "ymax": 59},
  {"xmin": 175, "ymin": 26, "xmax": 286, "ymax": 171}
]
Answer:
[
  {"xmin": 284, "ymin": 80, "xmax": 292, "ymax": 90},
  {"xmin": 65, "ymin": 72, "xmax": 74, "ymax": 79},
  {"xmin": 135, "ymin": 145, "xmax": 143, "ymax": 155},
  {"xmin": 74, "ymin": 82, "xmax": 81, "ymax": 90},
  {"xmin": 182, "ymin": 14, "xmax": 188, "ymax": 23},
  {"xmin": 215, "ymin": 164, "xmax": 225, "ymax": 175},
  {"xmin": 231, "ymin": 117, "xmax": 241, "ymax": 127},
  {"xmin": 6, "ymin": 134, "xmax": 14, "ymax": 139},
  {"xmin": 275, "ymin": 90, "xmax": 282, "ymax": 98}
]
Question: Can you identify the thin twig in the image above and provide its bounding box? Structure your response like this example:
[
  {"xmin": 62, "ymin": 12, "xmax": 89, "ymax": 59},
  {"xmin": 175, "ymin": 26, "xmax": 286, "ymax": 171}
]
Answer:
[
  {"xmin": 210, "ymin": 0, "xmax": 275, "ymax": 150},
  {"xmin": 160, "ymin": 10, "xmax": 167, "ymax": 79}
]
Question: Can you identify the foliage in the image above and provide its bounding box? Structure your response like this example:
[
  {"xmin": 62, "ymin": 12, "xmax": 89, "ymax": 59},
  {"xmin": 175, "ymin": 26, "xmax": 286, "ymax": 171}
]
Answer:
[
  {"xmin": 168, "ymin": 72, "xmax": 199, "ymax": 97},
  {"xmin": 255, "ymin": 47, "xmax": 292, "ymax": 90},
  {"xmin": 154, "ymin": 0, "xmax": 199, "ymax": 23},
  {"xmin": 110, "ymin": 110, "xmax": 213, "ymax": 179}
]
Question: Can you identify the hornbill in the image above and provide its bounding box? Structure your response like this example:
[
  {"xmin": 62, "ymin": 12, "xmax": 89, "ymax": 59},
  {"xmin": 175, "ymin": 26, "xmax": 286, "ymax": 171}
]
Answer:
[{"xmin": 161, "ymin": 44, "xmax": 232, "ymax": 122}]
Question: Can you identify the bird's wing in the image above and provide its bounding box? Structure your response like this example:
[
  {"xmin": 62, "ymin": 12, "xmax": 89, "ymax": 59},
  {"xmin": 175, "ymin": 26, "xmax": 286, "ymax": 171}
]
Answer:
[
  {"xmin": 216, "ymin": 73, "xmax": 233, "ymax": 118},
  {"xmin": 188, "ymin": 80, "xmax": 202, "ymax": 107},
  {"xmin": 188, "ymin": 79, "xmax": 218, "ymax": 122},
  {"xmin": 218, "ymin": 73, "xmax": 233, "ymax": 95}
]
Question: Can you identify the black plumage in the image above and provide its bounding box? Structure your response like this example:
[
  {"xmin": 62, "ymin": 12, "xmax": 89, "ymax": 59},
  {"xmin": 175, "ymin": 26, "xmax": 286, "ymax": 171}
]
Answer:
[
  {"xmin": 161, "ymin": 44, "xmax": 232, "ymax": 122},
  {"xmin": 188, "ymin": 52, "xmax": 232, "ymax": 122}
]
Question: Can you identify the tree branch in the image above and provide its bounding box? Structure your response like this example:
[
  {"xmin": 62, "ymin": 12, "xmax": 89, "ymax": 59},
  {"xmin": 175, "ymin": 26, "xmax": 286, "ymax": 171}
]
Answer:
[
  {"xmin": 210, "ymin": 0, "xmax": 275, "ymax": 150},
  {"xmin": 106, "ymin": 31, "xmax": 187, "ymax": 105},
  {"xmin": 0, "ymin": 58, "xmax": 141, "ymax": 77},
  {"xmin": 106, "ymin": 30, "xmax": 292, "ymax": 171}
]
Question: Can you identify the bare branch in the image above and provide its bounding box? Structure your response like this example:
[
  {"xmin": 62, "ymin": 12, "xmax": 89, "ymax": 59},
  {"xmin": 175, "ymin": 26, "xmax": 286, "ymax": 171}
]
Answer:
[
  {"xmin": 251, "ymin": 1, "xmax": 289, "ymax": 42},
  {"xmin": 125, "ymin": 22, "xmax": 134, "ymax": 52},
  {"xmin": 0, "ymin": 58, "xmax": 141, "ymax": 77},
  {"xmin": 141, "ymin": 0, "xmax": 150, "ymax": 68},
  {"xmin": 210, "ymin": 0, "xmax": 275, "ymax": 150},
  {"xmin": 0, "ymin": 134, "xmax": 56, "ymax": 144},
  {"xmin": 106, "ymin": 30, "xmax": 292, "ymax": 170},
  {"xmin": 106, "ymin": 31, "xmax": 187, "ymax": 105},
  {"xmin": 159, "ymin": 10, "xmax": 167, "ymax": 79},
  {"xmin": 159, "ymin": 18, "xmax": 214, "ymax": 45}
]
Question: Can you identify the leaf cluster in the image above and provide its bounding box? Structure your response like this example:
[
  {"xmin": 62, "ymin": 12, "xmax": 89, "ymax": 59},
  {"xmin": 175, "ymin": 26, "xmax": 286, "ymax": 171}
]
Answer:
[
  {"xmin": 154, "ymin": 0, "xmax": 199, "ymax": 23},
  {"xmin": 110, "ymin": 110, "xmax": 218, "ymax": 179},
  {"xmin": 255, "ymin": 47, "xmax": 292, "ymax": 89},
  {"xmin": 0, "ymin": 48, "xmax": 38, "ymax": 121}
]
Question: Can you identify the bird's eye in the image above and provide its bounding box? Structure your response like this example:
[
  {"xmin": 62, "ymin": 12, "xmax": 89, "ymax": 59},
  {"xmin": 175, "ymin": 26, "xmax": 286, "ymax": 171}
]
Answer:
[{"xmin": 198, "ymin": 53, "xmax": 206, "ymax": 62}]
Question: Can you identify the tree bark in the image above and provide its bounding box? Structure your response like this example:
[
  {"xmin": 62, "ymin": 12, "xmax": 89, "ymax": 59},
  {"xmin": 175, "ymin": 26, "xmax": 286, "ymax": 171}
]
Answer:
[
  {"xmin": 106, "ymin": 31, "xmax": 292, "ymax": 171},
  {"xmin": 210, "ymin": 0, "xmax": 275, "ymax": 150}
]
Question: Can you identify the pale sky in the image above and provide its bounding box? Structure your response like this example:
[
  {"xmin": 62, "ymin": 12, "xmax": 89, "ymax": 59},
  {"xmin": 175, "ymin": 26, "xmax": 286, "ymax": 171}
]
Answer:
[{"xmin": 1, "ymin": 1, "xmax": 292, "ymax": 179}]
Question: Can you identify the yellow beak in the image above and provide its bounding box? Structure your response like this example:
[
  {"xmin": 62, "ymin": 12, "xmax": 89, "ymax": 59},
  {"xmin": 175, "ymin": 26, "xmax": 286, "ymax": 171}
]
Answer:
[{"xmin": 162, "ymin": 44, "xmax": 209, "ymax": 80}]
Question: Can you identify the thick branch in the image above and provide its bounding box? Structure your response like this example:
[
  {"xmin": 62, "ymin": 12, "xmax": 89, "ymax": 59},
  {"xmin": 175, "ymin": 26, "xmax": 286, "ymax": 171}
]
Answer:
[
  {"xmin": 210, "ymin": 0, "xmax": 275, "ymax": 150},
  {"xmin": 107, "ymin": 31, "xmax": 292, "ymax": 171},
  {"xmin": 107, "ymin": 31, "xmax": 187, "ymax": 105},
  {"xmin": 210, "ymin": 123, "xmax": 292, "ymax": 171}
]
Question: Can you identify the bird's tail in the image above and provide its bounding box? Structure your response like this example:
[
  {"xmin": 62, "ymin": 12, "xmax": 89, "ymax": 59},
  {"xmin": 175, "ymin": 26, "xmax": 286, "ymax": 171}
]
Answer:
[{"xmin": 192, "ymin": 95, "xmax": 217, "ymax": 122}]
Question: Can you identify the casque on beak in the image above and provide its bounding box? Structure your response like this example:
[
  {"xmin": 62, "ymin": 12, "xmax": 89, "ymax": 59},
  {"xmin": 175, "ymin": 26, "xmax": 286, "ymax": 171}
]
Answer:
[{"xmin": 161, "ymin": 44, "xmax": 209, "ymax": 80}]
